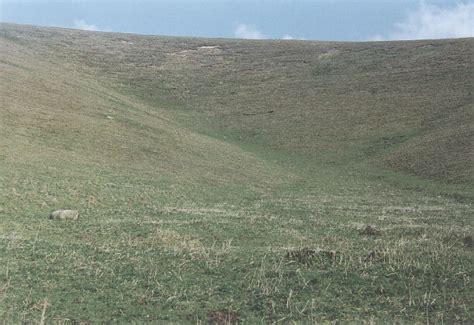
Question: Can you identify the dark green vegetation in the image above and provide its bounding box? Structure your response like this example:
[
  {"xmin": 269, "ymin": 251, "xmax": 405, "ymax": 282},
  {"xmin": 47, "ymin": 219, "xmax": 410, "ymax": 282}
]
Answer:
[{"xmin": 1, "ymin": 23, "xmax": 473, "ymax": 322}]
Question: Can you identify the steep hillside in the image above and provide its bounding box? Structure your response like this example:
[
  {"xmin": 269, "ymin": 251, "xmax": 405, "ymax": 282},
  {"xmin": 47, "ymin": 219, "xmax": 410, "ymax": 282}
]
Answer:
[
  {"xmin": 3, "ymin": 23, "xmax": 471, "ymax": 184},
  {"xmin": 0, "ymin": 24, "xmax": 292, "ymax": 198},
  {"xmin": 0, "ymin": 23, "xmax": 472, "ymax": 323}
]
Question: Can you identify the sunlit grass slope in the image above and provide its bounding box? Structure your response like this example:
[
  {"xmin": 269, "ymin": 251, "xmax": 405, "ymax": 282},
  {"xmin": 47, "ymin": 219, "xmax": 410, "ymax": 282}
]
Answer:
[
  {"xmin": 7, "ymin": 24, "xmax": 470, "ymax": 183},
  {"xmin": 0, "ymin": 23, "xmax": 473, "ymax": 322}
]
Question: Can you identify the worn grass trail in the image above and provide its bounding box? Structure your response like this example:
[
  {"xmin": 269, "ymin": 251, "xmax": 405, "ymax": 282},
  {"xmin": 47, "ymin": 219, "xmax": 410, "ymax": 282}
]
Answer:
[{"xmin": 0, "ymin": 23, "xmax": 473, "ymax": 322}]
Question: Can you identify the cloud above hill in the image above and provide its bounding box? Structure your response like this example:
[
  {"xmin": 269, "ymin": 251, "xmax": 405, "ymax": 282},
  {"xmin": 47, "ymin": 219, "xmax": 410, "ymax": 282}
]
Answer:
[
  {"xmin": 73, "ymin": 19, "xmax": 100, "ymax": 31},
  {"xmin": 234, "ymin": 24, "xmax": 266, "ymax": 39},
  {"xmin": 374, "ymin": 2, "xmax": 474, "ymax": 40},
  {"xmin": 233, "ymin": 24, "xmax": 303, "ymax": 40}
]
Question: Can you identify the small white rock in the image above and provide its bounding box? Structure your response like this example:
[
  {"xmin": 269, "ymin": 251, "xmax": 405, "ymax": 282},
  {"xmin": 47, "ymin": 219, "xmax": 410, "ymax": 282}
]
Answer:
[{"xmin": 49, "ymin": 209, "xmax": 79, "ymax": 220}]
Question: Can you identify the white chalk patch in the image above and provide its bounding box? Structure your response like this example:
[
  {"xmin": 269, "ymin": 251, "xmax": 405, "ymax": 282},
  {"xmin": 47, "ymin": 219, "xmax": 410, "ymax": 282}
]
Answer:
[{"xmin": 198, "ymin": 46, "xmax": 220, "ymax": 50}]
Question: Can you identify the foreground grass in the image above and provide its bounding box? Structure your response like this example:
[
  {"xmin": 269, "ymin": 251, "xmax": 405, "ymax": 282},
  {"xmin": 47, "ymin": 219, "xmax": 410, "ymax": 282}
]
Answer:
[{"xmin": 1, "ymin": 159, "xmax": 472, "ymax": 322}]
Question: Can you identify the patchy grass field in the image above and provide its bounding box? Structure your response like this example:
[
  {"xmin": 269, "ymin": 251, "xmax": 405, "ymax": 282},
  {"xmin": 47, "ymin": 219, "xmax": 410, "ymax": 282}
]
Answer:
[{"xmin": 0, "ymin": 23, "xmax": 473, "ymax": 322}]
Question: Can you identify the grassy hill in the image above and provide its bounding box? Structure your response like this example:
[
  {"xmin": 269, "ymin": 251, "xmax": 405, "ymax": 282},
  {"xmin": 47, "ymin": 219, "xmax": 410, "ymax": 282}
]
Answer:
[{"xmin": 0, "ymin": 23, "xmax": 473, "ymax": 322}]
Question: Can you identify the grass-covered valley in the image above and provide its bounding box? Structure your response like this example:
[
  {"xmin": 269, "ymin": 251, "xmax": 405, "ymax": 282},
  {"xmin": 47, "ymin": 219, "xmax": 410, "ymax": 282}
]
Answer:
[{"xmin": 0, "ymin": 23, "xmax": 473, "ymax": 322}]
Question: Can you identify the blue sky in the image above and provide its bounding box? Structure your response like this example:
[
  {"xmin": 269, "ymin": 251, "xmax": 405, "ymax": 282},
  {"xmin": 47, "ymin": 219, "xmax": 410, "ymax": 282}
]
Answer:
[{"xmin": 0, "ymin": 0, "xmax": 473, "ymax": 41}]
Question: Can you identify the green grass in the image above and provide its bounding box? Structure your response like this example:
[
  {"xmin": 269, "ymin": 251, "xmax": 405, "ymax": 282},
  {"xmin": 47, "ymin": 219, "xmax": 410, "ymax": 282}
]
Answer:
[{"xmin": 0, "ymin": 23, "xmax": 473, "ymax": 322}]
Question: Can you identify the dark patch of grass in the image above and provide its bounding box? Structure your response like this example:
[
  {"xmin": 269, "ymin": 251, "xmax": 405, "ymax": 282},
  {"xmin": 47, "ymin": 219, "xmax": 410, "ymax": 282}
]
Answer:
[{"xmin": 207, "ymin": 310, "xmax": 240, "ymax": 324}]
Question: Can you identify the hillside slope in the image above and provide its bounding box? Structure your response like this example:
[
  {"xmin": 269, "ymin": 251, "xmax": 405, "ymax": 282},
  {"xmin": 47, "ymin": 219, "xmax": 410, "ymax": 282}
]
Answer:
[
  {"xmin": 3, "ymin": 23, "xmax": 471, "ymax": 184},
  {"xmin": 0, "ymin": 24, "xmax": 293, "ymax": 198},
  {"xmin": 2, "ymin": 23, "xmax": 472, "ymax": 185}
]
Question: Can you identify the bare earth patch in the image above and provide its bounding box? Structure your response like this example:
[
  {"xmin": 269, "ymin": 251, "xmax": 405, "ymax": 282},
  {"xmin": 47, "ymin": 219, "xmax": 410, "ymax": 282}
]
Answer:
[{"xmin": 207, "ymin": 310, "xmax": 239, "ymax": 324}]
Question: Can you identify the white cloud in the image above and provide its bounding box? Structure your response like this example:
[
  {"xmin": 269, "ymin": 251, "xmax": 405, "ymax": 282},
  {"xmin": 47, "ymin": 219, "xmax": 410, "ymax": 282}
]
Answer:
[
  {"xmin": 375, "ymin": 2, "xmax": 474, "ymax": 40},
  {"xmin": 234, "ymin": 25, "xmax": 303, "ymax": 40},
  {"xmin": 73, "ymin": 19, "xmax": 100, "ymax": 31},
  {"xmin": 234, "ymin": 24, "xmax": 266, "ymax": 39}
]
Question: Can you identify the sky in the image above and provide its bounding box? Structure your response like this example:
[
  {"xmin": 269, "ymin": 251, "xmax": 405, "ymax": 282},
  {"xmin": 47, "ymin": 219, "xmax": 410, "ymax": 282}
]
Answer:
[{"xmin": 0, "ymin": 0, "xmax": 473, "ymax": 41}]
